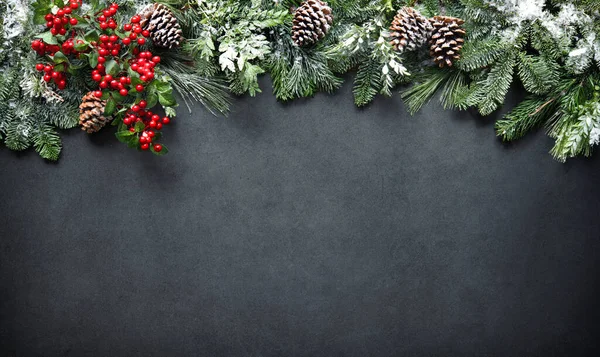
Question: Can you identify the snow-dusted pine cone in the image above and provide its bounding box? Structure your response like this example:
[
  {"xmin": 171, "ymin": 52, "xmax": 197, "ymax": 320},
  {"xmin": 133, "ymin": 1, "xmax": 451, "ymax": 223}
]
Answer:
[
  {"xmin": 429, "ymin": 16, "xmax": 466, "ymax": 68},
  {"xmin": 79, "ymin": 92, "xmax": 112, "ymax": 133},
  {"xmin": 389, "ymin": 7, "xmax": 432, "ymax": 52},
  {"xmin": 292, "ymin": 0, "xmax": 333, "ymax": 47},
  {"xmin": 139, "ymin": 3, "xmax": 183, "ymax": 49}
]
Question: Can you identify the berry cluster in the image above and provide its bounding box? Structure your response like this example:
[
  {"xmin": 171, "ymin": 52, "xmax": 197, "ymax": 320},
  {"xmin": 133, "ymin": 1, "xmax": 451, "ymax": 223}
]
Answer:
[
  {"xmin": 31, "ymin": 1, "xmax": 84, "ymax": 89},
  {"xmin": 122, "ymin": 101, "xmax": 168, "ymax": 152},
  {"xmin": 35, "ymin": 63, "xmax": 68, "ymax": 90},
  {"xmin": 31, "ymin": 1, "xmax": 172, "ymax": 154},
  {"xmin": 45, "ymin": 1, "xmax": 81, "ymax": 36}
]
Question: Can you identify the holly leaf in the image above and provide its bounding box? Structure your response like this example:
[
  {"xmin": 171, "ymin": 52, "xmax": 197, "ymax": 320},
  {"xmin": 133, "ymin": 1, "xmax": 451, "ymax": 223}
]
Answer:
[
  {"xmin": 158, "ymin": 92, "xmax": 176, "ymax": 107},
  {"xmin": 134, "ymin": 121, "xmax": 145, "ymax": 133},
  {"xmin": 88, "ymin": 52, "xmax": 99, "ymax": 68},
  {"xmin": 35, "ymin": 31, "xmax": 58, "ymax": 45},
  {"xmin": 105, "ymin": 59, "xmax": 120, "ymax": 76},
  {"xmin": 52, "ymin": 51, "xmax": 69, "ymax": 64},
  {"xmin": 146, "ymin": 91, "xmax": 158, "ymax": 108},
  {"xmin": 151, "ymin": 144, "xmax": 169, "ymax": 156},
  {"xmin": 74, "ymin": 39, "xmax": 89, "ymax": 52},
  {"xmin": 84, "ymin": 30, "xmax": 99, "ymax": 43},
  {"xmin": 104, "ymin": 97, "xmax": 116, "ymax": 116},
  {"xmin": 115, "ymin": 130, "xmax": 134, "ymax": 144}
]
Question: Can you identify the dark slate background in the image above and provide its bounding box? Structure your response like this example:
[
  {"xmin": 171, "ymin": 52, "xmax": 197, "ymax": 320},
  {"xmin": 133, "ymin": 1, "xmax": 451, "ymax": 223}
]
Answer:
[{"xmin": 1, "ymin": 78, "xmax": 600, "ymax": 357}]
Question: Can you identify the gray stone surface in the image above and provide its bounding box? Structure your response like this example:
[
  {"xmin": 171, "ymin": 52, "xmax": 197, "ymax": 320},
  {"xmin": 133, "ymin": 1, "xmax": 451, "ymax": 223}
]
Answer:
[{"xmin": 1, "ymin": 78, "xmax": 600, "ymax": 356}]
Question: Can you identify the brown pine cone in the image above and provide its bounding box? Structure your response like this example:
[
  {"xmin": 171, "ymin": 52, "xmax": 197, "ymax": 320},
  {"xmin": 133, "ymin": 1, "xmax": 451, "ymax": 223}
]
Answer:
[
  {"xmin": 429, "ymin": 16, "xmax": 466, "ymax": 68},
  {"xmin": 79, "ymin": 92, "xmax": 112, "ymax": 133},
  {"xmin": 292, "ymin": 0, "xmax": 333, "ymax": 47}
]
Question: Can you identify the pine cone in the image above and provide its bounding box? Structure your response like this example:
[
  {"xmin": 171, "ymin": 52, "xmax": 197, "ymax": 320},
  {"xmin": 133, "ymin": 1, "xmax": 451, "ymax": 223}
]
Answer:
[
  {"xmin": 389, "ymin": 7, "xmax": 432, "ymax": 52},
  {"xmin": 429, "ymin": 16, "xmax": 466, "ymax": 68},
  {"xmin": 292, "ymin": 0, "xmax": 333, "ymax": 47},
  {"xmin": 79, "ymin": 92, "xmax": 112, "ymax": 133},
  {"xmin": 139, "ymin": 3, "xmax": 183, "ymax": 49}
]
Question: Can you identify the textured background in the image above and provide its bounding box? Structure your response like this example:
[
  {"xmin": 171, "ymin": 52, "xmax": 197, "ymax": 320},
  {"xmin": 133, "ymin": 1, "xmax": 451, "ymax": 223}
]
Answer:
[{"xmin": 1, "ymin": 78, "xmax": 600, "ymax": 356}]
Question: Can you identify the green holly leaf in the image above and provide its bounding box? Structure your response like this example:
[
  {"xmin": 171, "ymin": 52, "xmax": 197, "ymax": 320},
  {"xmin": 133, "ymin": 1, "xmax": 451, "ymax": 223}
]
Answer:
[
  {"xmin": 52, "ymin": 51, "xmax": 69, "ymax": 64},
  {"xmin": 134, "ymin": 121, "xmax": 145, "ymax": 133},
  {"xmin": 151, "ymin": 144, "xmax": 168, "ymax": 156},
  {"xmin": 105, "ymin": 59, "xmax": 120, "ymax": 76},
  {"xmin": 84, "ymin": 30, "xmax": 99, "ymax": 43},
  {"xmin": 73, "ymin": 39, "xmax": 89, "ymax": 52},
  {"xmin": 88, "ymin": 52, "xmax": 99, "ymax": 68},
  {"xmin": 105, "ymin": 97, "xmax": 117, "ymax": 116},
  {"xmin": 35, "ymin": 31, "xmax": 58, "ymax": 45},
  {"xmin": 146, "ymin": 91, "xmax": 158, "ymax": 108},
  {"xmin": 115, "ymin": 130, "xmax": 134, "ymax": 144},
  {"xmin": 158, "ymin": 92, "xmax": 176, "ymax": 107}
]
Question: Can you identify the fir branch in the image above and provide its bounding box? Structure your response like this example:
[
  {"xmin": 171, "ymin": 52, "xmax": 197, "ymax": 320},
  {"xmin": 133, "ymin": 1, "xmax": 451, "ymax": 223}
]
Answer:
[
  {"xmin": 495, "ymin": 96, "xmax": 557, "ymax": 142},
  {"xmin": 401, "ymin": 68, "xmax": 453, "ymax": 115}
]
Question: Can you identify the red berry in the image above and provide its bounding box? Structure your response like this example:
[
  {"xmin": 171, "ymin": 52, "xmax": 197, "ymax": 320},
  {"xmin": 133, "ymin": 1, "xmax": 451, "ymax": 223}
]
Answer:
[
  {"xmin": 132, "ymin": 105, "xmax": 140, "ymax": 112},
  {"xmin": 131, "ymin": 63, "xmax": 139, "ymax": 71},
  {"xmin": 44, "ymin": 65, "xmax": 53, "ymax": 73},
  {"xmin": 35, "ymin": 63, "xmax": 45, "ymax": 71},
  {"xmin": 137, "ymin": 38, "xmax": 145, "ymax": 45},
  {"xmin": 142, "ymin": 30, "xmax": 150, "ymax": 37},
  {"xmin": 99, "ymin": 81, "xmax": 108, "ymax": 89},
  {"xmin": 96, "ymin": 64, "xmax": 105, "ymax": 72},
  {"xmin": 98, "ymin": 15, "xmax": 107, "ymax": 22},
  {"xmin": 108, "ymin": 21, "xmax": 117, "ymax": 29},
  {"xmin": 129, "ymin": 127, "xmax": 136, "ymax": 132},
  {"xmin": 147, "ymin": 130, "xmax": 155, "ymax": 137},
  {"xmin": 100, "ymin": 35, "xmax": 109, "ymax": 43},
  {"xmin": 69, "ymin": 18, "xmax": 78, "ymax": 25},
  {"xmin": 149, "ymin": 120, "xmax": 157, "ymax": 128},
  {"xmin": 119, "ymin": 89, "xmax": 128, "ymax": 96},
  {"xmin": 152, "ymin": 56, "xmax": 161, "ymax": 63},
  {"xmin": 123, "ymin": 118, "xmax": 132, "ymax": 125},
  {"xmin": 109, "ymin": 35, "xmax": 118, "ymax": 43},
  {"xmin": 111, "ymin": 49, "xmax": 119, "ymax": 56},
  {"xmin": 100, "ymin": 22, "xmax": 108, "ymax": 30},
  {"xmin": 70, "ymin": 2, "xmax": 79, "ymax": 9},
  {"xmin": 43, "ymin": 74, "xmax": 51, "ymax": 82},
  {"xmin": 156, "ymin": 123, "xmax": 163, "ymax": 130},
  {"xmin": 57, "ymin": 80, "xmax": 66, "ymax": 90},
  {"xmin": 50, "ymin": 28, "xmax": 58, "ymax": 35},
  {"xmin": 141, "ymin": 143, "xmax": 149, "ymax": 150},
  {"xmin": 57, "ymin": 9, "xmax": 65, "ymax": 16},
  {"xmin": 123, "ymin": 24, "xmax": 132, "ymax": 31},
  {"xmin": 64, "ymin": 8, "xmax": 72, "ymax": 15},
  {"xmin": 131, "ymin": 15, "xmax": 141, "ymax": 24},
  {"xmin": 59, "ymin": 28, "xmax": 67, "ymax": 35},
  {"xmin": 129, "ymin": 32, "xmax": 137, "ymax": 40},
  {"xmin": 104, "ymin": 74, "xmax": 113, "ymax": 82},
  {"xmin": 92, "ymin": 73, "xmax": 102, "ymax": 81},
  {"xmin": 46, "ymin": 21, "xmax": 53, "ymax": 28},
  {"xmin": 138, "ymin": 100, "xmax": 147, "ymax": 108},
  {"xmin": 45, "ymin": 14, "xmax": 53, "ymax": 21},
  {"xmin": 140, "ymin": 75, "xmax": 148, "ymax": 82},
  {"xmin": 162, "ymin": 117, "xmax": 170, "ymax": 125},
  {"xmin": 51, "ymin": 71, "xmax": 60, "ymax": 79},
  {"xmin": 97, "ymin": 56, "xmax": 106, "ymax": 64},
  {"xmin": 122, "ymin": 37, "xmax": 131, "ymax": 45},
  {"xmin": 93, "ymin": 91, "xmax": 102, "ymax": 98},
  {"xmin": 135, "ymin": 84, "xmax": 144, "ymax": 92},
  {"xmin": 153, "ymin": 144, "xmax": 162, "ymax": 152}
]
